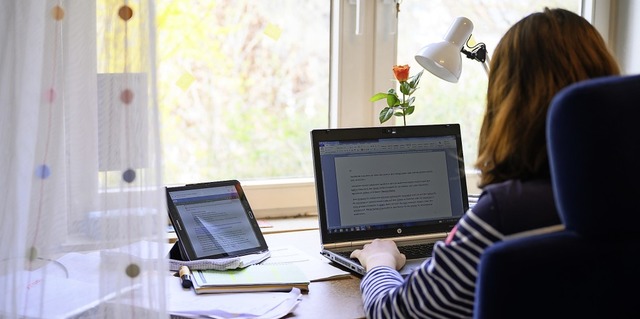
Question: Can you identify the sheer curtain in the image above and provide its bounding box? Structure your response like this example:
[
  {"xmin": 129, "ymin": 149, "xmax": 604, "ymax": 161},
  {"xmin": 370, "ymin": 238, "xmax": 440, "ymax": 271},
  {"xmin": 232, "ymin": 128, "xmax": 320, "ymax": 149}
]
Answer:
[{"xmin": 1, "ymin": 1, "xmax": 167, "ymax": 318}]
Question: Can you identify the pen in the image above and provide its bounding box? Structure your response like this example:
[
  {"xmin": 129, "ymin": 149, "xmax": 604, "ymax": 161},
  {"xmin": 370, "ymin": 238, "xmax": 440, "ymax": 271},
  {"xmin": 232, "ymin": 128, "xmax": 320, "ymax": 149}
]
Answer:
[{"xmin": 179, "ymin": 265, "xmax": 193, "ymax": 288}]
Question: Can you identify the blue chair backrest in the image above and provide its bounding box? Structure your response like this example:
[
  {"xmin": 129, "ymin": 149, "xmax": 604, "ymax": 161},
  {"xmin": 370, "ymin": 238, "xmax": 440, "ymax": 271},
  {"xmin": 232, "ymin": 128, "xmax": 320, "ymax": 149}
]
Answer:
[
  {"xmin": 548, "ymin": 74, "xmax": 640, "ymax": 237},
  {"xmin": 473, "ymin": 74, "xmax": 640, "ymax": 319}
]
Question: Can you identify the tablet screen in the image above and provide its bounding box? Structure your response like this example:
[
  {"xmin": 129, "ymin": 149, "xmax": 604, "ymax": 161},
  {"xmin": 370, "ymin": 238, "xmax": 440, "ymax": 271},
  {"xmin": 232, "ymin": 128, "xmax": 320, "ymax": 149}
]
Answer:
[{"xmin": 166, "ymin": 180, "xmax": 268, "ymax": 260}]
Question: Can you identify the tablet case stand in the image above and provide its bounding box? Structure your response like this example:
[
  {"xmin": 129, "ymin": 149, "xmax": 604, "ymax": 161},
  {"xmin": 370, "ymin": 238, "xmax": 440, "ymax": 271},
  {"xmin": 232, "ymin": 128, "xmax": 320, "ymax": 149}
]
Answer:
[
  {"xmin": 168, "ymin": 240, "xmax": 189, "ymax": 261},
  {"xmin": 167, "ymin": 239, "xmax": 272, "ymax": 272}
]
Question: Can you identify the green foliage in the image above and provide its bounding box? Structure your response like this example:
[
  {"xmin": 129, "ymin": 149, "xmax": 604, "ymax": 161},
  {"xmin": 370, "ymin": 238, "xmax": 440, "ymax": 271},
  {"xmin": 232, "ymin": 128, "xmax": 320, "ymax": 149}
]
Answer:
[
  {"xmin": 371, "ymin": 70, "xmax": 424, "ymax": 126},
  {"xmin": 155, "ymin": 0, "xmax": 330, "ymax": 183}
]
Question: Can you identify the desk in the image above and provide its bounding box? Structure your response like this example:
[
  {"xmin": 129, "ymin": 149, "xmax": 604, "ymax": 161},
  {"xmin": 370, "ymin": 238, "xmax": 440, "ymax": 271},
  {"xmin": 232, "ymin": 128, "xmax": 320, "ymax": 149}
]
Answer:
[{"xmin": 264, "ymin": 229, "xmax": 365, "ymax": 319}]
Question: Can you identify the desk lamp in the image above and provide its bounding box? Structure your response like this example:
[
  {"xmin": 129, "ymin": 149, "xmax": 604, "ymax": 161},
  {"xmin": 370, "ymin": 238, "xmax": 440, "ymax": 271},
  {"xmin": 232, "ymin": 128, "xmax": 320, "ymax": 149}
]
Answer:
[{"xmin": 415, "ymin": 17, "xmax": 489, "ymax": 83}]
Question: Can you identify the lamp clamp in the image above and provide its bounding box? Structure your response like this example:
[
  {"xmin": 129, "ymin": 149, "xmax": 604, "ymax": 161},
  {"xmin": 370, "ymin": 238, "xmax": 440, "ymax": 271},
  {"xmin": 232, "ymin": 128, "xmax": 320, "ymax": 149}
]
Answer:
[{"xmin": 461, "ymin": 42, "xmax": 487, "ymax": 63}]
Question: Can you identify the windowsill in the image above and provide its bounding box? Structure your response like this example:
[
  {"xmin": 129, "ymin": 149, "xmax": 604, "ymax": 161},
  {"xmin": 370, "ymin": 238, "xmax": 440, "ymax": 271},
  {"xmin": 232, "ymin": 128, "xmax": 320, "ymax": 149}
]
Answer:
[
  {"xmin": 167, "ymin": 215, "xmax": 319, "ymax": 243},
  {"xmin": 241, "ymin": 173, "xmax": 481, "ymax": 220},
  {"xmin": 258, "ymin": 216, "xmax": 319, "ymax": 234}
]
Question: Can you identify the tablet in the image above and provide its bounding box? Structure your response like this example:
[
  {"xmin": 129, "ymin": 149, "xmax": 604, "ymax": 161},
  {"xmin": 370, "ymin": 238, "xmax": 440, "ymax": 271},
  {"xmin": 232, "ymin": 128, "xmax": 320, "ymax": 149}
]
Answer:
[{"xmin": 166, "ymin": 180, "xmax": 269, "ymax": 260}]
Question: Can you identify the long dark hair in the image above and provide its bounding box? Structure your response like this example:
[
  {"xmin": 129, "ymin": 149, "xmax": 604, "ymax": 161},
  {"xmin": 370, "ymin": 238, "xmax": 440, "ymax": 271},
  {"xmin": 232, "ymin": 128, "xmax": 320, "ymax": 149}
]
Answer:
[{"xmin": 475, "ymin": 8, "xmax": 620, "ymax": 188}]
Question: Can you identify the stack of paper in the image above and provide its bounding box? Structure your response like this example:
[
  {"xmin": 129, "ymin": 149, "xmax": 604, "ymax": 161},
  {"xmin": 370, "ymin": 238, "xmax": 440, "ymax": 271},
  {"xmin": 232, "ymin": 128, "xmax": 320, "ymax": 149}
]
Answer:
[
  {"xmin": 168, "ymin": 287, "xmax": 302, "ymax": 319},
  {"xmin": 0, "ymin": 270, "xmax": 108, "ymax": 318}
]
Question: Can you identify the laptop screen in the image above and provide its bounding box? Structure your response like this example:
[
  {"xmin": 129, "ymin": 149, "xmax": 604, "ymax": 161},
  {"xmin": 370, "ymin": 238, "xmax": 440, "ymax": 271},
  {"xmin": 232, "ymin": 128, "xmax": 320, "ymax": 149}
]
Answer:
[{"xmin": 311, "ymin": 125, "xmax": 468, "ymax": 243}]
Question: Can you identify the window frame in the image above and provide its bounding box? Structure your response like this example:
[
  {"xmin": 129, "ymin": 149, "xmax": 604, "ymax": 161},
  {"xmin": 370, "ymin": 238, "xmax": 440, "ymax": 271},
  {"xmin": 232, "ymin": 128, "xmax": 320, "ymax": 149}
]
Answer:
[
  {"xmin": 94, "ymin": 0, "xmax": 613, "ymax": 220},
  {"xmin": 245, "ymin": 0, "xmax": 613, "ymax": 219},
  {"xmin": 247, "ymin": 0, "xmax": 465, "ymax": 218}
]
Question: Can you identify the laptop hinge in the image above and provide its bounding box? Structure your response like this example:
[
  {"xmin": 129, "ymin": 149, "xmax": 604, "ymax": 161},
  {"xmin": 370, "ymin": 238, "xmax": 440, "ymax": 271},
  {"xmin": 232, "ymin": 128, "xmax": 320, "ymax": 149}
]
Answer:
[{"xmin": 323, "ymin": 232, "xmax": 447, "ymax": 249}]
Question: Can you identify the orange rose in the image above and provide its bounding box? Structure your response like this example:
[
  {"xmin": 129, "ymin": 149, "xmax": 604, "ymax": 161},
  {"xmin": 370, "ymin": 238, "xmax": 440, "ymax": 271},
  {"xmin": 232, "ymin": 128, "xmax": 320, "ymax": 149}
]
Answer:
[
  {"xmin": 392, "ymin": 65, "xmax": 410, "ymax": 82},
  {"xmin": 371, "ymin": 63, "xmax": 423, "ymax": 125}
]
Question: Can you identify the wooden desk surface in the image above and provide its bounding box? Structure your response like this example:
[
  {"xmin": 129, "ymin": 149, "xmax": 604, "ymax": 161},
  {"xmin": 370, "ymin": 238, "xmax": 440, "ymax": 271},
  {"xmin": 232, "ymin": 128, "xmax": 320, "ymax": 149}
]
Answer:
[{"xmin": 263, "ymin": 229, "xmax": 365, "ymax": 319}]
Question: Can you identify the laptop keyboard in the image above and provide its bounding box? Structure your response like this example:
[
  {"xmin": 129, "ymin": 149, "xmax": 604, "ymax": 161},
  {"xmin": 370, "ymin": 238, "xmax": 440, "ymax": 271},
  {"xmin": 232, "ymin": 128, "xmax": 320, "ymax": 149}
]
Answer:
[
  {"xmin": 398, "ymin": 243, "xmax": 435, "ymax": 259},
  {"xmin": 338, "ymin": 242, "xmax": 435, "ymax": 260}
]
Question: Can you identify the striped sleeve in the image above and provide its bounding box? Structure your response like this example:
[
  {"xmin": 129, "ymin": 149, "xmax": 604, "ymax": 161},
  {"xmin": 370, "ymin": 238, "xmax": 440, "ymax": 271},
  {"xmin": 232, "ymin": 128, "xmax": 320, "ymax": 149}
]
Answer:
[{"xmin": 359, "ymin": 210, "xmax": 504, "ymax": 319}]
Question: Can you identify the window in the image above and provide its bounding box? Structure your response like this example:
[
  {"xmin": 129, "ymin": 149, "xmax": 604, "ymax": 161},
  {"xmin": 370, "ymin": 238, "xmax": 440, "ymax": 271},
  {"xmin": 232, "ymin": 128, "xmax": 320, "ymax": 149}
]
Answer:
[
  {"xmin": 396, "ymin": 0, "xmax": 581, "ymax": 175},
  {"xmin": 156, "ymin": 1, "xmax": 584, "ymax": 218},
  {"xmin": 156, "ymin": 1, "xmax": 330, "ymax": 184}
]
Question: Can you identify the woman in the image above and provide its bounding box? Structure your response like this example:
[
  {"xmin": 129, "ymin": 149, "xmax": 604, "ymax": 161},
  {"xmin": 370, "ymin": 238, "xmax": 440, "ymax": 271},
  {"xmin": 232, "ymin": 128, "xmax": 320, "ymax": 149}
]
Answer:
[{"xmin": 350, "ymin": 8, "xmax": 620, "ymax": 318}]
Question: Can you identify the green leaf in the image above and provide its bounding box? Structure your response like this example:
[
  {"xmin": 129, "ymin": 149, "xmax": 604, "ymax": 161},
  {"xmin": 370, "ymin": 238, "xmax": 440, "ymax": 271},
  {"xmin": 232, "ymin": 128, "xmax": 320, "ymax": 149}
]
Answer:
[
  {"xmin": 379, "ymin": 107, "xmax": 394, "ymax": 123},
  {"xmin": 370, "ymin": 92, "xmax": 388, "ymax": 102},
  {"xmin": 399, "ymin": 82, "xmax": 411, "ymax": 95},
  {"xmin": 406, "ymin": 104, "xmax": 415, "ymax": 115},
  {"xmin": 409, "ymin": 70, "xmax": 424, "ymax": 88},
  {"xmin": 407, "ymin": 96, "xmax": 415, "ymax": 105},
  {"xmin": 386, "ymin": 94, "xmax": 399, "ymax": 107},
  {"xmin": 393, "ymin": 110, "xmax": 404, "ymax": 117}
]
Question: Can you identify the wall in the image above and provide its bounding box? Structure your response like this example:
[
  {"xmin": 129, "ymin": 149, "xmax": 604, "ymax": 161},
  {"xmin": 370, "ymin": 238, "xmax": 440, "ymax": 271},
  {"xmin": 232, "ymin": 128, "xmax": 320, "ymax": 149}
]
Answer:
[{"xmin": 615, "ymin": 1, "xmax": 640, "ymax": 74}]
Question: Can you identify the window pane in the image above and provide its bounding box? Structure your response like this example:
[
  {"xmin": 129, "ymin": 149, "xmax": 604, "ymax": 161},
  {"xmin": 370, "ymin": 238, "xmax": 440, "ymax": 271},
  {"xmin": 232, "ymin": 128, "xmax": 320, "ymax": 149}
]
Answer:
[
  {"xmin": 397, "ymin": 1, "xmax": 580, "ymax": 172},
  {"xmin": 157, "ymin": 1, "xmax": 330, "ymax": 185}
]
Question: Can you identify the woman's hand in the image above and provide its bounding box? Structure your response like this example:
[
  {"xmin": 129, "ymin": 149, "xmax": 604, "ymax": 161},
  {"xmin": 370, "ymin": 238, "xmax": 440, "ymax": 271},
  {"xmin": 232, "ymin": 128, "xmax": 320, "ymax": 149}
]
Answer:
[{"xmin": 350, "ymin": 239, "xmax": 407, "ymax": 271}]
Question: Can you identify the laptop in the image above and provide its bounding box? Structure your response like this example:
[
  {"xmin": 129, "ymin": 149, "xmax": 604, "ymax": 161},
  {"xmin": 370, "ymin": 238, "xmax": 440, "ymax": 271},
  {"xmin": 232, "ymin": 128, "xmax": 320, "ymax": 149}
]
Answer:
[{"xmin": 310, "ymin": 125, "xmax": 469, "ymax": 276}]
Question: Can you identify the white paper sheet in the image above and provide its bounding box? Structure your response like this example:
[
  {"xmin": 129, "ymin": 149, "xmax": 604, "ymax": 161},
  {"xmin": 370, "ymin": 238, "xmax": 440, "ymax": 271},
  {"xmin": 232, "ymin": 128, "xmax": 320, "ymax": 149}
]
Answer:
[
  {"xmin": 262, "ymin": 246, "xmax": 350, "ymax": 282},
  {"xmin": 168, "ymin": 285, "xmax": 301, "ymax": 319}
]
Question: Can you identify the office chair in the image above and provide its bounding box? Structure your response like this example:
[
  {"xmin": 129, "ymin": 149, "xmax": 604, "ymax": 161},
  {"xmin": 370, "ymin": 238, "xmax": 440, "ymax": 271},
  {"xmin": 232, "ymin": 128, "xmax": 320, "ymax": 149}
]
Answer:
[{"xmin": 473, "ymin": 74, "xmax": 640, "ymax": 319}]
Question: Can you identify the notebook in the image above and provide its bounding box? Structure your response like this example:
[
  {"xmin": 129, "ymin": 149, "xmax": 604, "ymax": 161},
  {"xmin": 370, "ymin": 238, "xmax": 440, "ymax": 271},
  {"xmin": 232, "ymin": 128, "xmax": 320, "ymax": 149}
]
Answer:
[
  {"xmin": 191, "ymin": 264, "xmax": 310, "ymax": 294},
  {"xmin": 310, "ymin": 125, "xmax": 469, "ymax": 276}
]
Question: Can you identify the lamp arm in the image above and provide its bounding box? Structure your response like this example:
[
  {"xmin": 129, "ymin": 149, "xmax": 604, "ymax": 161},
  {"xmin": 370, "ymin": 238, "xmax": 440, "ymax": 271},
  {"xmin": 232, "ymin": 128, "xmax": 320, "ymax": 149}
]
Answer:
[{"xmin": 481, "ymin": 55, "xmax": 490, "ymax": 76}]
